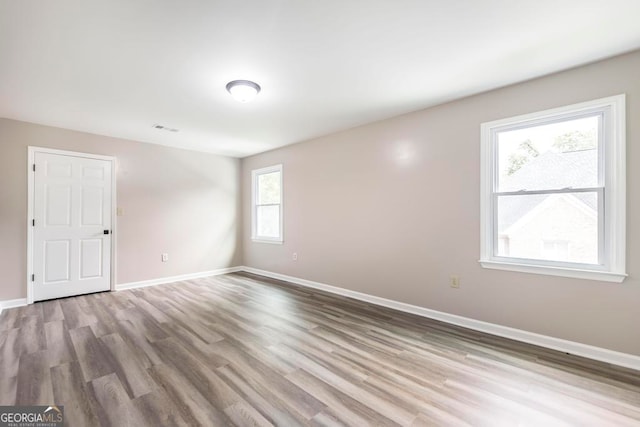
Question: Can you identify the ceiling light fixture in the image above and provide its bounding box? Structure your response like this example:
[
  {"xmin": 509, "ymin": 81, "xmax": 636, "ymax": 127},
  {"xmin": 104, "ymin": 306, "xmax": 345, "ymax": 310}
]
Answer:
[{"xmin": 226, "ymin": 80, "xmax": 261, "ymax": 103}]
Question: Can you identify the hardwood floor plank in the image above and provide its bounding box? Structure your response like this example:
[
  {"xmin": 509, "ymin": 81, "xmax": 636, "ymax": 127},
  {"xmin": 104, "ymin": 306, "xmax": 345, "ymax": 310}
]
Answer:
[
  {"xmin": 121, "ymin": 307, "xmax": 169, "ymax": 342},
  {"xmin": 131, "ymin": 288, "xmax": 172, "ymax": 313},
  {"xmin": 0, "ymin": 328, "xmax": 21, "ymax": 379},
  {"xmin": 210, "ymin": 339, "xmax": 326, "ymax": 419},
  {"xmin": 224, "ymin": 401, "xmax": 276, "ymax": 427},
  {"xmin": 19, "ymin": 314, "xmax": 46, "ymax": 354},
  {"xmin": 59, "ymin": 298, "xmax": 97, "ymax": 330},
  {"xmin": 69, "ymin": 326, "xmax": 116, "ymax": 382},
  {"xmin": 0, "ymin": 376, "xmax": 17, "ymax": 406},
  {"xmin": 132, "ymin": 387, "xmax": 190, "ymax": 427},
  {"xmin": 162, "ymin": 307, "xmax": 225, "ymax": 344},
  {"xmin": 88, "ymin": 320, "xmax": 119, "ymax": 339},
  {"xmin": 128, "ymin": 296, "xmax": 172, "ymax": 324},
  {"xmin": 0, "ymin": 329, "xmax": 6, "ymax": 351},
  {"xmin": 335, "ymin": 347, "xmax": 483, "ymax": 421},
  {"xmin": 269, "ymin": 344, "xmax": 416, "ymax": 425},
  {"xmin": 151, "ymin": 337, "xmax": 239, "ymax": 409},
  {"xmin": 15, "ymin": 350, "xmax": 54, "ymax": 405},
  {"xmin": 82, "ymin": 297, "xmax": 120, "ymax": 335},
  {"xmin": 157, "ymin": 320, "xmax": 227, "ymax": 368},
  {"xmin": 410, "ymin": 411, "xmax": 472, "ymax": 427},
  {"xmin": 112, "ymin": 319, "xmax": 163, "ymax": 368},
  {"xmin": 89, "ymin": 373, "xmax": 146, "ymax": 427},
  {"xmin": 0, "ymin": 308, "xmax": 21, "ymax": 331},
  {"xmin": 44, "ymin": 320, "xmax": 77, "ymax": 368},
  {"xmin": 216, "ymin": 363, "xmax": 315, "ymax": 426},
  {"xmin": 310, "ymin": 409, "xmax": 349, "ymax": 427},
  {"xmin": 287, "ymin": 368, "xmax": 400, "ymax": 427},
  {"xmin": 98, "ymin": 333, "xmax": 155, "ymax": 399},
  {"xmin": 271, "ymin": 329, "xmax": 369, "ymax": 385},
  {"xmin": 20, "ymin": 303, "xmax": 43, "ymax": 319},
  {"xmin": 462, "ymin": 353, "xmax": 640, "ymax": 420},
  {"xmin": 42, "ymin": 300, "xmax": 65, "ymax": 322},
  {"xmin": 51, "ymin": 361, "xmax": 101, "ymax": 427},
  {"xmin": 148, "ymin": 362, "xmax": 235, "ymax": 426}
]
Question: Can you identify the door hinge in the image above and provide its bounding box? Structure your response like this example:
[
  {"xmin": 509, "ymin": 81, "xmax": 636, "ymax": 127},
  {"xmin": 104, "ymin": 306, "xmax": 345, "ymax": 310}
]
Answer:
[
  {"xmin": 32, "ymin": 219, "xmax": 35, "ymax": 227},
  {"xmin": 33, "ymin": 164, "xmax": 36, "ymax": 172},
  {"xmin": 31, "ymin": 274, "xmax": 35, "ymax": 282}
]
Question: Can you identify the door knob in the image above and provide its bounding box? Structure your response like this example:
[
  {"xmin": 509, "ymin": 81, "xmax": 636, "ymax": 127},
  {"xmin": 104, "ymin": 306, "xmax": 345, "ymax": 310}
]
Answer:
[{"xmin": 103, "ymin": 230, "xmax": 110, "ymax": 235}]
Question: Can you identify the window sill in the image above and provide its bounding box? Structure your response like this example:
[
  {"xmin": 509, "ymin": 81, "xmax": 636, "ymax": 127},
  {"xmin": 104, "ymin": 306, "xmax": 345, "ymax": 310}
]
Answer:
[
  {"xmin": 251, "ymin": 238, "xmax": 283, "ymax": 245},
  {"xmin": 479, "ymin": 260, "xmax": 627, "ymax": 283}
]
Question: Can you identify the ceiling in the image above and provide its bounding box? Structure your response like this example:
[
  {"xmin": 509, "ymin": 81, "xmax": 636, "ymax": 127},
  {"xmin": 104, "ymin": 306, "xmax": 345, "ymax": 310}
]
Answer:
[{"xmin": 1, "ymin": 1, "xmax": 640, "ymax": 158}]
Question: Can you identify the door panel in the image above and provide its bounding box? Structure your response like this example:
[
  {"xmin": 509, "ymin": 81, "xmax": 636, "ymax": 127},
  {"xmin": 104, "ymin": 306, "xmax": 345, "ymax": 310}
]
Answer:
[
  {"xmin": 81, "ymin": 187, "xmax": 104, "ymax": 225},
  {"xmin": 46, "ymin": 161, "xmax": 72, "ymax": 178},
  {"xmin": 80, "ymin": 239, "xmax": 103, "ymax": 279},
  {"xmin": 82, "ymin": 165, "xmax": 105, "ymax": 180},
  {"xmin": 33, "ymin": 152, "xmax": 112, "ymax": 301},
  {"xmin": 44, "ymin": 240, "xmax": 70, "ymax": 283},
  {"xmin": 45, "ymin": 185, "xmax": 72, "ymax": 226}
]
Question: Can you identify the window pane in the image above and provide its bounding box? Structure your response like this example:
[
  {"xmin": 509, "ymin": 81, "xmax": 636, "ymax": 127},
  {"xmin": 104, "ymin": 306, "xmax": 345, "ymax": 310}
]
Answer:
[
  {"xmin": 258, "ymin": 172, "xmax": 281, "ymax": 204},
  {"xmin": 497, "ymin": 115, "xmax": 599, "ymax": 192},
  {"xmin": 542, "ymin": 240, "xmax": 569, "ymax": 261},
  {"xmin": 496, "ymin": 192, "xmax": 598, "ymax": 264},
  {"xmin": 257, "ymin": 205, "xmax": 280, "ymax": 238}
]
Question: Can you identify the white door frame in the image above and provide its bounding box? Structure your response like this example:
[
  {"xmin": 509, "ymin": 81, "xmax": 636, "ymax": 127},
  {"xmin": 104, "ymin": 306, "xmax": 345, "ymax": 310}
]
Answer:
[{"xmin": 27, "ymin": 146, "xmax": 117, "ymax": 304}]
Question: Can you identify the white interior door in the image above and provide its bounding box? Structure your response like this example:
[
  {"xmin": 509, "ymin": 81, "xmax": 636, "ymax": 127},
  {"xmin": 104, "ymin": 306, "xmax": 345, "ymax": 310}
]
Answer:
[{"xmin": 33, "ymin": 152, "xmax": 112, "ymax": 301}]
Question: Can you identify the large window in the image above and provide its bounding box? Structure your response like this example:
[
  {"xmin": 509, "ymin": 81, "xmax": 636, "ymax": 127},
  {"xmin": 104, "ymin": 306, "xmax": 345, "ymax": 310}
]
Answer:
[
  {"xmin": 252, "ymin": 164, "xmax": 283, "ymax": 243},
  {"xmin": 480, "ymin": 95, "xmax": 626, "ymax": 282}
]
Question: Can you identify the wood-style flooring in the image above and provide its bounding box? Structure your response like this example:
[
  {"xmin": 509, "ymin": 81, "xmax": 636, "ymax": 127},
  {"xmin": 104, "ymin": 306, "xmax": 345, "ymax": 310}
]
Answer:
[{"xmin": 1, "ymin": 272, "xmax": 639, "ymax": 426}]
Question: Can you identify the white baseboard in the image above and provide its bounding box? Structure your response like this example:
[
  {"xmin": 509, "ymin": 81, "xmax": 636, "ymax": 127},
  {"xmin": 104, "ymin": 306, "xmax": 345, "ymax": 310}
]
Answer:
[
  {"xmin": 115, "ymin": 266, "xmax": 243, "ymax": 291},
  {"xmin": 0, "ymin": 298, "xmax": 28, "ymax": 315},
  {"xmin": 0, "ymin": 268, "xmax": 242, "ymax": 314},
  {"xmin": 238, "ymin": 266, "xmax": 640, "ymax": 372}
]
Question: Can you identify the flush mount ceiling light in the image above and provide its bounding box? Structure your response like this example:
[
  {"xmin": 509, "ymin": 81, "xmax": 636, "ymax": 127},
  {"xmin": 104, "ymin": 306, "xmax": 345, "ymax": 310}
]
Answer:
[{"xmin": 226, "ymin": 80, "xmax": 261, "ymax": 103}]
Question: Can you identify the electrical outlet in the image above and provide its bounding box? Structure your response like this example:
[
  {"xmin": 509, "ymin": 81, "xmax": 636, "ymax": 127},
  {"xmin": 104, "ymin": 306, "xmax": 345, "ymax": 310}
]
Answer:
[
  {"xmin": 162, "ymin": 253, "xmax": 169, "ymax": 262},
  {"xmin": 292, "ymin": 252, "xmax": 298, "ymax": 261},
  {"xmin": 450, "ymin": 275, "xmax": 460, "ymax": 288}
]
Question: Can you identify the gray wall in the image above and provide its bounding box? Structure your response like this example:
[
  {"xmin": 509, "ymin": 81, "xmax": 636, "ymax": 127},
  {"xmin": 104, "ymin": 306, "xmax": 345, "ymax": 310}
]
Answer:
[
  {"xmin": 242, "ymin": 50, "xmax": 640, "ymax": 356},
  {"xmin": 0, "ymin": 119, "xmax": 242, "ymax": 300}
]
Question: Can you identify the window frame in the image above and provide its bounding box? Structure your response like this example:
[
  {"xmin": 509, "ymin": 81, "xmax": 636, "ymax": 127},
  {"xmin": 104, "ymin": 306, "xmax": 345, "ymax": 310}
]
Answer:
[
  {"xmin": 479, "ymin": 95, "xmax": 626, "ymax": 282},
  {"xmin": 251, "ymin": 164, "xmax": 284, "ymax": 244}
]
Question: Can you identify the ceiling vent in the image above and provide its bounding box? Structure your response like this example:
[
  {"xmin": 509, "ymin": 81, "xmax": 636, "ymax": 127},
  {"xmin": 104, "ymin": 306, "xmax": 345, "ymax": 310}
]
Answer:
[{"xmin": 152, "ymin": 124, "xmax": 179, "ymax": 132}]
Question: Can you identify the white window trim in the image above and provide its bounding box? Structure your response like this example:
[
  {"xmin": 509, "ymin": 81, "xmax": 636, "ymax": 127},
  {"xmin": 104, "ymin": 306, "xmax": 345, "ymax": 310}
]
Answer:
[
  {"xmin": 251, "ymin": 164, "xmax": 284, "ymax": 244},
  {"xmin": 479, "ymin": 95, "xmax": 626, "ymax": 283}
]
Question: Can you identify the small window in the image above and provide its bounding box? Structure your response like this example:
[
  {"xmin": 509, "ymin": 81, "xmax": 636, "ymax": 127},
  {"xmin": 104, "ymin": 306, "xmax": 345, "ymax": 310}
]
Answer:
[
  {"xmin": 252, "ymin": 164, "xmax": 283, "ymax": 243},
  {"xmin": 480, "ymin": 95, "xmax": 626, "ymax": 282}
]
